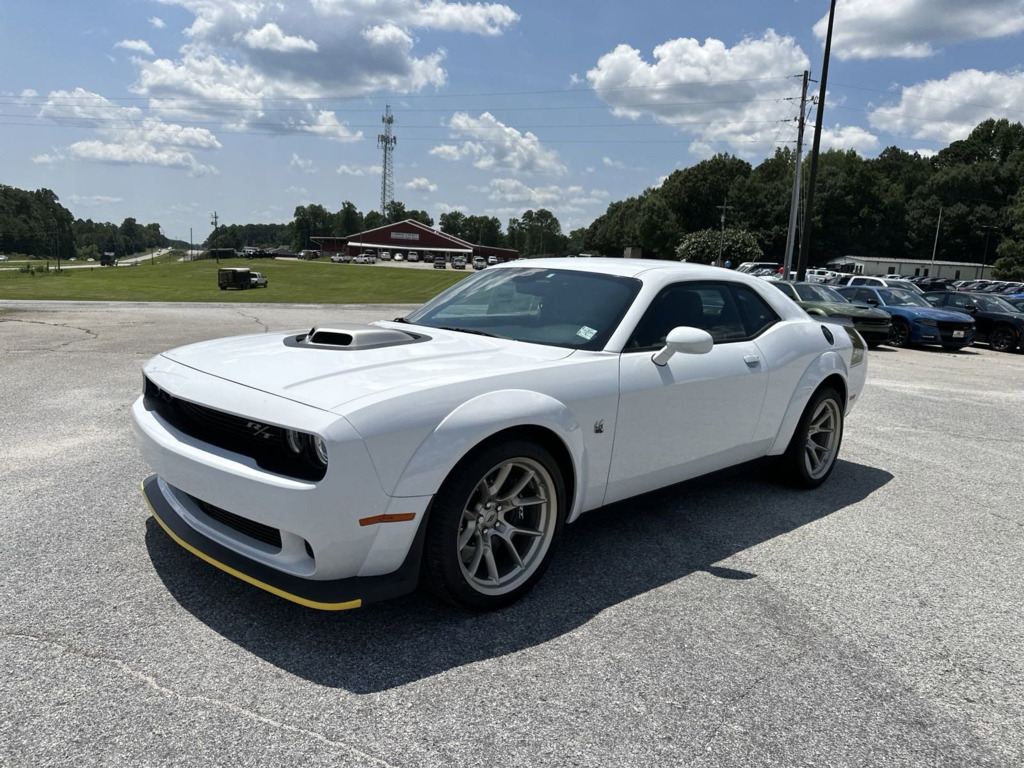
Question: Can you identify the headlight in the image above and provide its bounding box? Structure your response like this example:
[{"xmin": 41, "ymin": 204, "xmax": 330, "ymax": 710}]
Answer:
[
  {"xmin": 313, "ymin": 437, "xmax": 328, "ymax": 466},
  {"xmin": 914, "ymin": 318, "xmax": 937, "ymax": 326},
  {"xmin": 284, "ymin": 429, "xmax": 328, "ymax": 469},
  {"xmin": 285, "ymin": 429, "xmax": 304, "ymax": 454}
]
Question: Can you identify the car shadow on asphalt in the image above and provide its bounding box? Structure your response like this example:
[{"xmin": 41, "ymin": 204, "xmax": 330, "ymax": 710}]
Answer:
[{"xmin": 145, "ymin": 458, "xmax": 892, "ymax": 693}]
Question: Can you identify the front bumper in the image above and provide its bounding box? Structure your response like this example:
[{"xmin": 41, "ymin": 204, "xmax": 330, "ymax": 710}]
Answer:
[{"xmin": 142, "ymin": 475, "xmax": 428, "ymax": 610}]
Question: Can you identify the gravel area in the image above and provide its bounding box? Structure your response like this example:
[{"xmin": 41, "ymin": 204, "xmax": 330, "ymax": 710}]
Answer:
[{"xmin": 1, "ymin": 300, "xmax": 1022, "ymax": 767}]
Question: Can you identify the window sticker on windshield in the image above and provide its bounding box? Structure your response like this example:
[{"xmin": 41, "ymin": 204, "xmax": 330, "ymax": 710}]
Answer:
[{"xmin": 577, "ymin": 325, "xmax": 597, "ymax": 340}]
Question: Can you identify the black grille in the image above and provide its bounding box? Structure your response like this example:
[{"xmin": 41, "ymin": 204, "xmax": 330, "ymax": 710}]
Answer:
[
  {"xmin": 194, "ymin": 498, "xmax": 282, "ymax": 549},
  {"xmin": 937, "ymin": 321, "xmax": 974, "ymax": 342},
  {"xmin": 143, "ymin": 377, "xmax": 325, "ymax": 481}
]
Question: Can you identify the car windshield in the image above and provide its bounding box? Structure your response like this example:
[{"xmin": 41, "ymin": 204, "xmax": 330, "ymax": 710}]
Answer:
[
  {"xmin": 403, "ymin": 267, "xmax": 642, "ymax": 350},
  {"xmin": 794, "ymin": 283, "xmax": 847, "ymax": 303},
  {"xmin": 972, "ymin": 295, "xmax": 1019, "ymax": 313},
  {"xmin": 877, "ymin": 289, "xmax": 930, "ymax": 307}
]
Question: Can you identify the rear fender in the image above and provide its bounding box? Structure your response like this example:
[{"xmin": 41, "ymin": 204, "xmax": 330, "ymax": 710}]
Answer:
[
  {"xmin": 391, "ymin": 389, "xmax": 587, "ymax": 522},
  {"xmin": 767, "ymin": 351, "xmax": 849, "ymax": 456}
]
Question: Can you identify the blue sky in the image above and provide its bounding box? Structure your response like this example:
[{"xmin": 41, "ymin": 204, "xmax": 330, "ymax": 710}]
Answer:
[{"xmin": 2, "ymin": 0, "xmax": 1024, "ymax": 242}]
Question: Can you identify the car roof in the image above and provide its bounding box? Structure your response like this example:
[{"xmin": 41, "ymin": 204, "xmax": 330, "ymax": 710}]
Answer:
[{"xmin": 491, "ymin": 256, "xmax": 735, "ymax": 280}]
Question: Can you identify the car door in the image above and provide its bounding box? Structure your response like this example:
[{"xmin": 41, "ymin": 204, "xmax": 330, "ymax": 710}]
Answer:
[{"xmin": 606, "ymin": 281, "xmax": 773, "ymax": 504}]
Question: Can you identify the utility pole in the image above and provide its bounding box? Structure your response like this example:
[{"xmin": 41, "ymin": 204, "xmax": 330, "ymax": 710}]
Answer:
[
  {"xmin": 190, "ymin": 227, "xmax": 193, "ymax": 262},
  {"xmin": 717, "ymin": 197, "xmax": 734, "ymax": 267},
  {"xmin": 783, "ymin": 71, "xmax": 810, "ymax": 281},
  {"xmin": 378, "ymin": 105, "xmax": 397, "ymax": 218},
  {"xmin": 930, "ymin": 205, "xmax": 943, "ymax": 270},
  {"xmin": 797, "ymin": 0, "xmax": 837, "ymax": 282},
  {"xmin": 210, "ymin": 211, "xmax": 219, "ymax": 263},
  {"xmin": 980, "ymin": 224, "xmax": 998, "ymax": 273}
]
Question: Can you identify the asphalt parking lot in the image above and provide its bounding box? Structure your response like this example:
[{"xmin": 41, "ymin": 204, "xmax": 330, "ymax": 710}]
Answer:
[{"xmin": 1, "ymin": 300, "xmax": 1022, "ymax": 767}]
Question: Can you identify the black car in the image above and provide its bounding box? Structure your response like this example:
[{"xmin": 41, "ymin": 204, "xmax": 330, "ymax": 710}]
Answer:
[{"xmin": 923, "ymin": 292, "xmax": 1024, "ymax": 352}]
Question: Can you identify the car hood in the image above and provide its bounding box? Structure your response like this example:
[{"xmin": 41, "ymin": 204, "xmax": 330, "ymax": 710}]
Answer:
[
  {"xmin": 883, "ymin": 305, "xmax": 973, "ymax": 322},
  {"xmin": 161, "ymin": 322, "xmax": 574, "ymax": 412},
  {"xmin": 804, "ymin": 301, "xmax": 889, "ymax": 319}
]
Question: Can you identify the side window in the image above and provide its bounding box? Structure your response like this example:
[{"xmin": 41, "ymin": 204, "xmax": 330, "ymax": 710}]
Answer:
[
  {"xmin": 626, "ymin": 281, "xmax": 775, "ymax": 350},
  {"xmin": 949, "ymin": 294, "xmax": 969, "ymax": 308},
  {"xmin": 854, "ymin": 288, "xmax": 875, "ymax": 303},
  {"xmin": 850, "ymin": 277, "xmax": 866, "ymax": 285},
  {"xmin": 731, "ymin": 284, "xmax": 780, "ymax": 338}
]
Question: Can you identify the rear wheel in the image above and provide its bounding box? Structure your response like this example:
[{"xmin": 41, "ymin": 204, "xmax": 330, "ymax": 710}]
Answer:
[
  {"xmin": 782, "ymin": 387, "xmax": 844, "ymax": 488},
  {"xmin": 888, "ymin": 318, "xmax": 911, "ymax": 348},
  {"xmin": 988, "ymin": 325, "xmax": 1017, "ymax": 352},
  {"xmin": 423, "ymin": 439, "xmax": 565, "ymax": 610}
]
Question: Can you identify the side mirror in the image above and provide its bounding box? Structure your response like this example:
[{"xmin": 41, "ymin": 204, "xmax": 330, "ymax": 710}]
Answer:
[
  {"xmin": 964, "ymin": 304, "xmax": 978, "ymax": 313},
  {"xmin": 865, "ymin": 298, "xmax": 879, "ymax": 306},
  {"xmin": 652, "ymin": 327, "xmax": 714, "ymax": 366}
]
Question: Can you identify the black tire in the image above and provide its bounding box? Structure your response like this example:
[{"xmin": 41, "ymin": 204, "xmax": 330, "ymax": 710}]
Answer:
[
  {"xmin": 781, "ymin": 386, "xmax": 844, "ymax": 489},
  {"xmin": 423, "ymin": 439, "xmax": 566, "ymax": 610},
  {"xmin": 988, "ymin": 325, "xmax": 1017, "ymax": 353},
  {"xmin": 888, "ymin": 318, "xmax": 911, "ymax": 348}
]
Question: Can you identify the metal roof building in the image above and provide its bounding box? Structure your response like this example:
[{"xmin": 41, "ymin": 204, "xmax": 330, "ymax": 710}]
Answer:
[
  {"xmin": 312, "ymin": 219, "xmax": 518, "ymax": 262},
  {"xmin": 827, "ymin": 255, "xmax": 994, "ymax": 281}
]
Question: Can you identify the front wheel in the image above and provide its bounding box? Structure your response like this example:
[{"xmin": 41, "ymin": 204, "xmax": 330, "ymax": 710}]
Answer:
[
  {"xmin": 423, "ymin": 439, "xmax": 565, "ymax": 610},
  {"xmin": 782, "ymin": 387, "xmax": 844, "ymax": 488},
  {"xmin": 888, "ymin": 318, "xmax": 911, "ymax": 348},
  {"xmin": 988, "ymin": 325, "xmax": 1017, "ymax": 353}
]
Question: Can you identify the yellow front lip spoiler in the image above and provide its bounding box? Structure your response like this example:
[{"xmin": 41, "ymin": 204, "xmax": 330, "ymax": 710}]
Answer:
[{"xmin": 141, "ymin": 480, "xmax": 362, "ymax": 611}]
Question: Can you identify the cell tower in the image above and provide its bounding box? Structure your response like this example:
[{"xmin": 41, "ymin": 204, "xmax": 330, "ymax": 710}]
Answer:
[{"xmin": 377, "ymin": 105, "xmax": 397, "ymax": 218}]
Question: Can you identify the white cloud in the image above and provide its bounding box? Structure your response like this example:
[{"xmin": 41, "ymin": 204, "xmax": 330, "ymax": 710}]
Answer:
[
  {"xmin": 602, "ymin": 156, "xmax": 625, "ymax": 169},
  {"xmin": 297, "ymin": 110, "xmax": 362, "ymax": 142},
  {"xmin": 135, "ymin": 0, "xmax": 519, "ymax": 123},
  {"xmin": 240, "ymin": 23, "xmax": 318, "ymax": 53},
  {"xmin": 818, "ymin": 124, "xmax": 880, "ymax": 154},
  {"xmin": 289, "ymin": 153, "xmax": 317, "ymax": 173},
  {"xmin": 68, "ymin": 140, "xmax": 218, "ymax": 175},
  {"xmin": 405, "ymin": 176, "xmax": 438, "ymax": 192},
  {"xmin": 66, "ymin": 194, "xmax": 124, "ymax": 207},
  {"xmin": 36, "ymin": 88, "xmax": 220, "ymax": 176},
  {"xmin": 436, "ymin": 202, "xmax": 467, "ymax": 213},
  {"xmin": 32, "ymin": 151, "xmax": 66, "ymax": 165},
  {"xmin": 310, "ymin": 0, "xmax": 519, "ymax": 36},
  {"xmin": 484, "ymin": 179, "xmax": 610, "ymax": 214},
  {"xmin": 337, "ymin": 163, "xmax": 382, "ymax": 176},
  {"xmin": 115, "ymin": 39, "xmax": 155, "ymax": 56},
  {"xmin": 430, "ymin": 111, "xmax": 566, "ymax": 175},
  {"xmin": 149, "ymin": 17, "xmax": 166, "ymax": 29},
  {"xmin": 817, "ymin": 0, "xmax": 1024, "ymax": 60},
  {"xmin": 21, "ymin": 88, "xmax": 38, "ymax": 99},
  {"xmin": 587, "ymin": 31, "xmax": 810, "ymax": 158},
  {"xmin": 868, "ymin": 69, "xmax": 1024, "ymax": 144}
]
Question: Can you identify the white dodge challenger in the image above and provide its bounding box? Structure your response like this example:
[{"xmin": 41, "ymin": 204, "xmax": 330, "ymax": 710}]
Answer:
[{"xmin": 133, "ymin": 258, "xmax": 867, "ymax": 610}]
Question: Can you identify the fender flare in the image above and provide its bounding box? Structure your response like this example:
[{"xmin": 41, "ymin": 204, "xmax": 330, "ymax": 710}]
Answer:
[
  {"xmin": 767, "ymin": 351, "xmax": 849, "ymax": 456},
  {"xmin": 391, "ymin": 389, "xmax": 588, "ymax": 522}
]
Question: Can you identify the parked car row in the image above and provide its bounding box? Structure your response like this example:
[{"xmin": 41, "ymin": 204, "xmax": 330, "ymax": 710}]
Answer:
[{"xmin": 769, "ymin": 278, "xmax": 1024, "ymax": 353}]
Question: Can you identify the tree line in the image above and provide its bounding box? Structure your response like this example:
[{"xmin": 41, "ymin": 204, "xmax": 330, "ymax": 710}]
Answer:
[
  {"xmin": 0, "ymin": 184, "xmax": 174, "ymax": 260},
  {"xmin": 205, "ymin": 199, "xmax": 572, "ymax": 257},
  {"xmin": 577, "ymin": 118, "xmax": 1024, "ymax": 280}
]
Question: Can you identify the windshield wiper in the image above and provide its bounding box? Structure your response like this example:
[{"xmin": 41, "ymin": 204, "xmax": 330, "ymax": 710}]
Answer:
[
  {"xmin": 392, "ymin": 316, "xmax": 410, "ymax": 323},
  {"xmin": 437, "ymin": 326, "xmax": 503, "ymax": 338}
]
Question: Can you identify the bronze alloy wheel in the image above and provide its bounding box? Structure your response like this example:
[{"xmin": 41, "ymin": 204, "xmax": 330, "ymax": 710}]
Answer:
[{"xmin": 423, "ymin": 439, "xmax": 566, "ymax": 610}]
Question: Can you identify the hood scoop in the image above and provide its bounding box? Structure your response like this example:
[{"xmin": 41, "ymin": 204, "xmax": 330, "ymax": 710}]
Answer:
[{"xmin": 286, "ymin": 324, "xmax": 425, "ymax": 351}]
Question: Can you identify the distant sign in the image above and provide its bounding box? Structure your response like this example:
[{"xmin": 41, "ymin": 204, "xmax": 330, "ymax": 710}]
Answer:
[{"xmin": 391, "ymin": 232, "xmax": 419, "ymax": 241}]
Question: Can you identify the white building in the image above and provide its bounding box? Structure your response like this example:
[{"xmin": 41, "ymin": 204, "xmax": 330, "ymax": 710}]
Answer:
[{"xmin": 827, "ymin": 256, "xmax": 993, "ymax": 281}]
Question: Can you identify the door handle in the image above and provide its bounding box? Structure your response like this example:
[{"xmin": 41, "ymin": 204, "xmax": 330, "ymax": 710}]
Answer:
[{"xmin": 744, "ymin": 355, "xmax": 761, "ymax": 366}]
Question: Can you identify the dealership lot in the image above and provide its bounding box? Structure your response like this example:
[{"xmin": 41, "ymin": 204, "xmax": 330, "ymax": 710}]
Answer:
[{"xmin": 1, "ymin": 301, "xmax": 1022, "ymax": 767}]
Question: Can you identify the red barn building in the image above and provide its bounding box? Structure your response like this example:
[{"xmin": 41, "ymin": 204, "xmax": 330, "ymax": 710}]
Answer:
[{"xmin": 312, "ymin": 219, "xmax": 518, "ymax": 263}]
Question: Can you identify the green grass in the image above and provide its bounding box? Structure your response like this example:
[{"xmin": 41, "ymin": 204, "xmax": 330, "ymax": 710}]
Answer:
[{"xmin": 0, "ymin": 259, "xmax": 469, "ymax": 303}]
